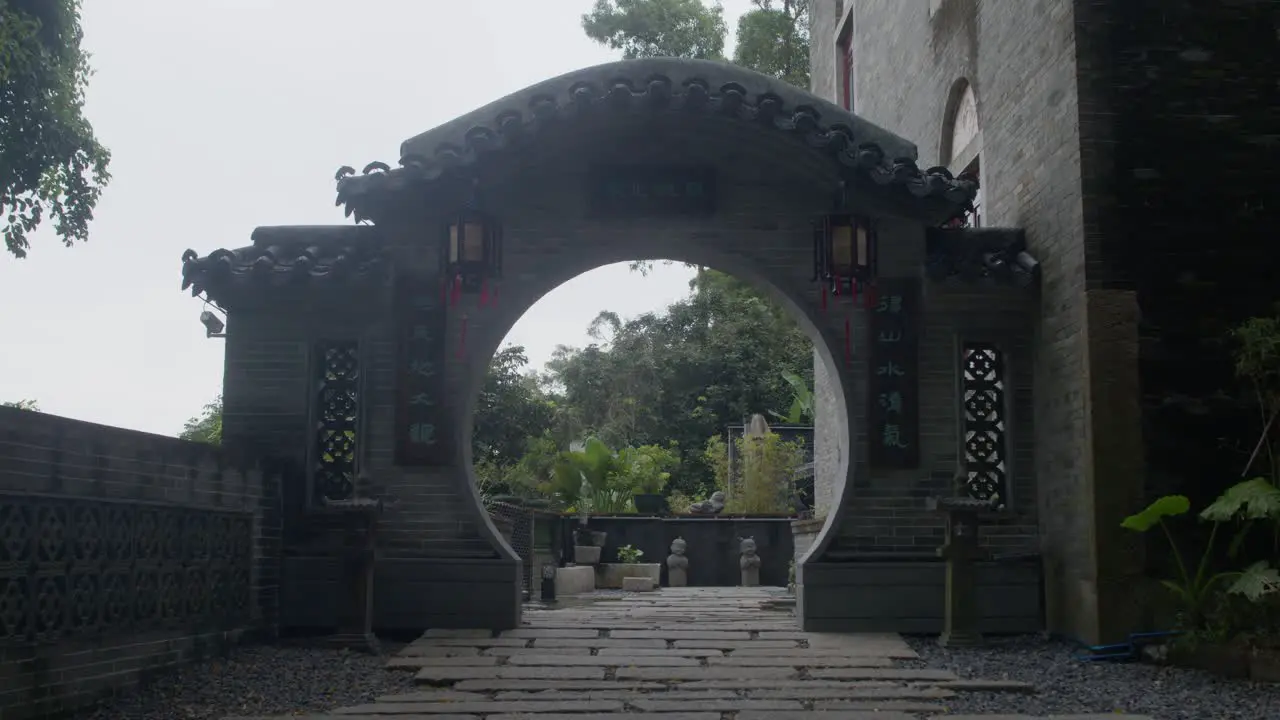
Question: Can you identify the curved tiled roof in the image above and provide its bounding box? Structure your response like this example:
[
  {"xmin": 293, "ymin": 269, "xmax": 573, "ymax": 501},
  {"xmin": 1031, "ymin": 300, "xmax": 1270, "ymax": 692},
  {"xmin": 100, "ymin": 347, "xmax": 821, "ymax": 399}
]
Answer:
[
  {"xmin": 924, "ymin": 227, "xmax": 1041, "ymax": 287},
  {"xmin": 334, "ymin": 58, "xmax": 978, "ymax": 223},
  {"xmin": 180, "ymin": 225, "xmax": 387, "ymax": 304}
]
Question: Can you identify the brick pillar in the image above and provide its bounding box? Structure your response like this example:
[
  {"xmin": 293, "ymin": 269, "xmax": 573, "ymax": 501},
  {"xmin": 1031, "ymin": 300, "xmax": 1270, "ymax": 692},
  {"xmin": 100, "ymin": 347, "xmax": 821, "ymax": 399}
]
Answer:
[{"xmin": 1084, "ymin": 288, "xmax": 1146, "ymax": 643}]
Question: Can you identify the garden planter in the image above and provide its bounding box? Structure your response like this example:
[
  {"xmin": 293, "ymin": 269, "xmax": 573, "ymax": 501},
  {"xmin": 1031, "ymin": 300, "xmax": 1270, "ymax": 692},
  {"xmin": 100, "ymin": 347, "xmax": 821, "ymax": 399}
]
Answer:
[
  {"xmin": 597, "ymin": 562, "xmax": 662, "ymax": 589},
  {"xmin": 1250, "ymin": 649, "xmax": 1280, "ymax": 683},
  {"xmin": 574, "ymin": 545, "xmax": 602, "ymax": 565},
  {"xmin": 573, "ymin": 529, "xmax": 608, "ymax": 547},
  {"xmin": 1171, "ymin": 643, "xmax": 1250, "ymax": 679},
  {"xmin": 633, "ymin": 494, "xmax": 667, "ymax": 515}
]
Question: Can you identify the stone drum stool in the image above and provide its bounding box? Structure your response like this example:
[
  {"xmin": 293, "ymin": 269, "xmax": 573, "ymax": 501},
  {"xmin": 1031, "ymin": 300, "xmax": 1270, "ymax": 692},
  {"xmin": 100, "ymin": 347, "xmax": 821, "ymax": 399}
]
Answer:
[
  {"xmin": 666, "ymin": 537, "xmax": 689, "ymax": 587},
  {"xmin": 739, "ymin": 537, "xmax": 761, "ymax": 587}
]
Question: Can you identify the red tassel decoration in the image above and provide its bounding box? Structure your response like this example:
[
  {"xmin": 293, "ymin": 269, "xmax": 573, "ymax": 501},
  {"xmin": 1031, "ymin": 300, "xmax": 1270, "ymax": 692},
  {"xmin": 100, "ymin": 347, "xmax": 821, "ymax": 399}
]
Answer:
[
  {"xmin": 450, "ymin": 274, "xmax": 462, "ymax": 306},
  {"xmin": 820, "ymin": 283, "xmax": 828, "ymax": 313},
  {"xmin": 843, "ymin": 317, "xmax": 852, "ymax": 363},
  {"xmin": 479, "ymin": 278, "xmax": 490, "ymax": 308},
  {"xmin": 456, "ymin": 314, "xmax": 468, "ymax": 359}
]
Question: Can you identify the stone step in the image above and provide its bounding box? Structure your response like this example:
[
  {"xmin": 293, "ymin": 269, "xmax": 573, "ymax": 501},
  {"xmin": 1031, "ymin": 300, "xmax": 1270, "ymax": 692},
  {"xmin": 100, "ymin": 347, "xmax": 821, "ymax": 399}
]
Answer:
[
  {"xmin": 331, "ymin": 700, "xmax": 626, "ymax": 714},
  {"xmin": 672, "ymin": 639, "xmax": 802, "ymax": 649},
  {"xmin": 505, "ymin": 654, "xmax": 700, "ymax": 667},
  {"xmin": 415, "ymin": 666, "xmax": 605, "ymax": 683},
  {"xmin": 705, "ymin": 655, "xmax": 893, "ymax": 668},
  {"xmin": 531, "ymin": 637, "xmax": 667, "ymax": 648},
  {"xmin": 727, "ymin": 647, "xmax": 918, "ymax": 659}
]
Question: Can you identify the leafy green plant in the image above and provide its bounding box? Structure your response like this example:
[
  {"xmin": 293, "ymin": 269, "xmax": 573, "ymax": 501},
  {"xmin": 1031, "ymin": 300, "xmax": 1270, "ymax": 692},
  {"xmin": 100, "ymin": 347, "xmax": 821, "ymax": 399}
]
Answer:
[
  {"xmin": 1122, "ymin": 494, "xmax": 1236, "ymax": 624},
  {"xmin": 1124, "ymin": 479, "xmax": 1280, "ymax": 625},
  {"xmin": 1200, "ymin": 477, "xmax": 1280, "ymax": 600},
  {"xmin": 769, "ymin": 371, "xmax": 814, "ymax": 424},
  {"xmin": 551, "ymin": 437, "xmax": 625, "ymax": 511},
  {"xmin": 587, "ymin": 487, "xmax": 635, "ymax": 515},
  {"xmin": 616, "ymin": 443, "xmax": 680, "ymax": 495},
  {"xmin": 665, "ymin": 489, "xmax": 695, "ymax": 514},
  {"xmin": 704, "ymin": 429, "xmax": 805, "ymax": 514},
  {"xmin": 616, "ymin": 544, "xmax": 644, "ymax": 563}
]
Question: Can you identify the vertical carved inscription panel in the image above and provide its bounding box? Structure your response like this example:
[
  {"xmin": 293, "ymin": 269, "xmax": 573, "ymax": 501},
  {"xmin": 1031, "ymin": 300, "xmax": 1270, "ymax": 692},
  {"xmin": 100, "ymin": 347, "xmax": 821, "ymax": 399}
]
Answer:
[
  {"xmin": 313, "ymin": 340, "xmax": 361, "ymax": 504},
  {"xmin": 0, "ymin": 495, "xmax": 252, "ymax": 646},
  {"xmin": 961, "ymin": 342, "xmax": 1010, "ymax": 507},
  {"xmin": 394, "ymin": 274, "xmax": 449, "ymax": 466},
  {"xmin": 867, "ymin": 277, "xmax": 921, "ymax": 469}
]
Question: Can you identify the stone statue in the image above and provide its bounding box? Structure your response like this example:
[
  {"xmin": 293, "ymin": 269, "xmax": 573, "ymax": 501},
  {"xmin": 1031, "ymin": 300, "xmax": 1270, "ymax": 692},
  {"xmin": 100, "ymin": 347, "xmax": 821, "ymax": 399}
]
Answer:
[
  {"xmin": 687, "ymin": 490, "xmax": 726, "ymax": 515},
  {"xmin": 739, "ymin": 537, "xmax": 761, "ymax": 587},
  {"xmin": 666, "ymin": 537, "xmax": 689, "ymax": 587}
]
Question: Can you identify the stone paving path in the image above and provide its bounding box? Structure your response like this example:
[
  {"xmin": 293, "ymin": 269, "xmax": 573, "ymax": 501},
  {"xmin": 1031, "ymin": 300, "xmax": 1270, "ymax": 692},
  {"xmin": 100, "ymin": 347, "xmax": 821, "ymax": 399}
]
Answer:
[{"xmin": 225, "ymin": 587, "xmax": 1153, "ymax": 719}]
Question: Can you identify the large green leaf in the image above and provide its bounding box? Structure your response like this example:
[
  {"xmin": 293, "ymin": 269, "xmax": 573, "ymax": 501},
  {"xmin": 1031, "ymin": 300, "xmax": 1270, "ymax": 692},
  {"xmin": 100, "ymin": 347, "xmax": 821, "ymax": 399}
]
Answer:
[
  {"xmin": 1200, "ymin": 477, "xmax": 1280, "ymax": 522},
  {"xmin": 1159, "ymin": 578, "xmax": 1192, "ymax": 603},
  {"xmin": 1226, "ymin": 560, "xmax": 1280, "ymax": 602},
  {"xmin": 1121, "ymin": 495, "xmax": 1191, "ymax": 532}
]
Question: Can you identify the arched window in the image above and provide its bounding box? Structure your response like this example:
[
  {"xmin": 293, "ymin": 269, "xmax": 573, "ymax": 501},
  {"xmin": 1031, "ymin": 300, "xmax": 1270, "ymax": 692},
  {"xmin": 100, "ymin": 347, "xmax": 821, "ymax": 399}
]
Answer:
[{"xmin": 941, "ymin": 80, "xmax": 982, "ymax": 228}]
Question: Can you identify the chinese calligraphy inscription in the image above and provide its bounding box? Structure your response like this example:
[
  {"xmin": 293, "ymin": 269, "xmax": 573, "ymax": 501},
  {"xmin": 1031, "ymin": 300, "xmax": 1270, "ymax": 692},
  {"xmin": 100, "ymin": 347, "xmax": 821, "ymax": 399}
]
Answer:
[
  {"xmin": 867, "ymin": 277, "xmax": 920, "ymax": 469},
  {"xmin": 586, "ymin": 165, "xmax": 717, "ymax": 218},
  {"xmin": 395, "ymin": 275, "xmax": 449, "ymax": 466}
]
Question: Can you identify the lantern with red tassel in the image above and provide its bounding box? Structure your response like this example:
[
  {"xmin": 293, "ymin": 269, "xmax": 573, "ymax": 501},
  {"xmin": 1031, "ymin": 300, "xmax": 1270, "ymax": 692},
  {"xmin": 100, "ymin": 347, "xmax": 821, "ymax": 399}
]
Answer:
[
  {"xmin": 442, "ymin": 199, "xmax": 503, "ymax": 309},
  {"xmin": 814, "ymin": 213, "xmax": 878, "ymax": 302}
]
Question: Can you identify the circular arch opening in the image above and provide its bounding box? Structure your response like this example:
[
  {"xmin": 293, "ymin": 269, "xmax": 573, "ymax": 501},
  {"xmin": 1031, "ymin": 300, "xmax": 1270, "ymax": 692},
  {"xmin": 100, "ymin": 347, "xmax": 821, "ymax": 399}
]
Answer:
[{"xmin": 454, "ymin": 249, "xmax": 853, "ymax": 573}]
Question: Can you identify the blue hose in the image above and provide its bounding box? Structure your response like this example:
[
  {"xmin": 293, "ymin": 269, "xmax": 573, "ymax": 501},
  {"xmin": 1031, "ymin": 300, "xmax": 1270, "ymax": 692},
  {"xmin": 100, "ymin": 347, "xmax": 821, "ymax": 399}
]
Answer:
[{"xmin": 1075, "ymin": 630, "xmax": 1181, "ymax": 662}]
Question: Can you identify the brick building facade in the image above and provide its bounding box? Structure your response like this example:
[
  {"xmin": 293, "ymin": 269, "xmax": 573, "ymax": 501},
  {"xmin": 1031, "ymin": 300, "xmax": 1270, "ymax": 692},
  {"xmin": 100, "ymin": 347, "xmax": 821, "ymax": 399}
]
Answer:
[{"xmin": 810, "ymin": 0, "xmax": 1278, "ymax": 644}]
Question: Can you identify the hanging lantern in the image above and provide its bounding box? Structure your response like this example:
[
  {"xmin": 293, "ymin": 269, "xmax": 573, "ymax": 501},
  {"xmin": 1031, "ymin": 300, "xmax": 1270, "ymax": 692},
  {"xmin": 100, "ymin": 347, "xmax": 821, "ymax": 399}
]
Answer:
[
  {"xmin": 442, "ymin": 207, "xmax": 503, "ymax": 300},
  {"xmin": 814, "ymin": 214, "xmax": 877, "ymax": 297}
]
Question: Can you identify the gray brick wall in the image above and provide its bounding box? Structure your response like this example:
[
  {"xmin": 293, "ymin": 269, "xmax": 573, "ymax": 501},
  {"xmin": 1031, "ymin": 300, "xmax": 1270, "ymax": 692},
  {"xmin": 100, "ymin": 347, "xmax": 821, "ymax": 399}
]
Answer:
[
  {"xmin": 0, "ymin": 407, "xmax": 278, "ymax": 719},
  {"xmin": 223, "ymin": 298, "xmax": 492, "ymax": 559},
  {"xmin": 811, "ymin": 0, "xmax": 1158, "ymax": 642},
  {"xmin": 811, "ymin": 0, "xmax": 1043, "ymax": 556}
]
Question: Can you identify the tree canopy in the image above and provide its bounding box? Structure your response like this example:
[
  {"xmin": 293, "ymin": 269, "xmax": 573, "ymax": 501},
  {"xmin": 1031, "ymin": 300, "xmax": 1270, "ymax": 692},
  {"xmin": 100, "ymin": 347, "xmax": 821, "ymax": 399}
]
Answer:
[
  {"xmin": 582, "ymin": 0, "xmax": 809, "ymax": 87},
  {"xmin": 582, "ymin": 0, "xmax": 728, "ymax": 60},
  {"xmin": 483, "ymin": 269, "xmax": 813, "ymax": 500},
  {"xmin": 180, "ymin": 395, "xmax": 222, "ymax": 445},
  {"xmin": 1, "ymin": 399, "xmax": 40, "ymax": 411},
  {"xmin": 1, "ymin": 0, "xmax": 111, "ymax": 258}
]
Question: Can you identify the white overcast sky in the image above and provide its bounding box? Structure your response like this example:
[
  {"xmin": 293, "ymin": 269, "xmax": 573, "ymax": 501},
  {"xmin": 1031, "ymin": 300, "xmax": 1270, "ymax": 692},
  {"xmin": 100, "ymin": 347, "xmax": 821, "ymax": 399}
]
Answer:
[{"xmin": 0, "ymin": 0, "xmax": 761, "ymax": 436}]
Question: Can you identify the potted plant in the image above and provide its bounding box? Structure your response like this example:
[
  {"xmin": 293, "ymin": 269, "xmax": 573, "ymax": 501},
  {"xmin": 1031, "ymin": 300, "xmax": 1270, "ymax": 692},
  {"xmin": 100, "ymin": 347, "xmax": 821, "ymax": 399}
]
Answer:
[
  {"xmin": 618, "ymin": 443, "xmax": 678, "ymax": 515},
  {"xmin": 597, "ymin": 544, "xmax": 661, "ymax": 589},
  {"xmin": 555, "ymin": 437, "xmax": 627, "ymax": 547}
]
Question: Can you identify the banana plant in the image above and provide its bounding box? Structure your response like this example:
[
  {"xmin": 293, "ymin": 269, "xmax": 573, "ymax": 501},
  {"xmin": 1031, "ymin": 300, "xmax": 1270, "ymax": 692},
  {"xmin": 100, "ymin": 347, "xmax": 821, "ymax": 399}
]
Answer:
[
  {"xmin": 769, "ymin": 371, "xmax": 814, "ymax": 424},
  {"xmin": 551, "ymin": 436, "xmax": 624, "ymax": 516}
]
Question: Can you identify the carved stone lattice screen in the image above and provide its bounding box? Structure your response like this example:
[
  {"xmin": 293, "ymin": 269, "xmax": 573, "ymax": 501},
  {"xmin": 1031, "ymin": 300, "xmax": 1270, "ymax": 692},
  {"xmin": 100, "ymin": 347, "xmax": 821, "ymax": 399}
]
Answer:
[
  {"xmin": 0, "ymin": 495, "xmax": 253, "ymax": 646},
  {"xmin": 961, "ymin": 342, "xmax": 1010, "ymax": 507},
  {"xmin": 313, "ymin": 340, "xmax": 361, "ymax": 504}
]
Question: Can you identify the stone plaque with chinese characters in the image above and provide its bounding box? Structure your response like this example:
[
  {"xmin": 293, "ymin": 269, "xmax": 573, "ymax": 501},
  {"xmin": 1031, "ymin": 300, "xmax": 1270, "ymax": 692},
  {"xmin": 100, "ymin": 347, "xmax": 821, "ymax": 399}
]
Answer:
[
  {"xmin": 585, "ymin": 165, "xmax": 716, "ymax": 218},
  {"xmin": 394, "ymin": 275, "xmax": 450, "ymax": 466},
  {"xmin": 867, "ymin": 277, "xmax": 920, "ymax": 469}
]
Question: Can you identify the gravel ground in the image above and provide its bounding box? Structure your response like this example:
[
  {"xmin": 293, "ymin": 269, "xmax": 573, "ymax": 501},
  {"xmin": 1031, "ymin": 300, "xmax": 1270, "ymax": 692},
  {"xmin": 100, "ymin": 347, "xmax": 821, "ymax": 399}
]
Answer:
[
  {"xmin": 906, "ymin": 635, "xmax": 1280, "ymax": 719},
  {"xmin": 75, "ymin": 641, "xmax": 416, "ymax": 720}
]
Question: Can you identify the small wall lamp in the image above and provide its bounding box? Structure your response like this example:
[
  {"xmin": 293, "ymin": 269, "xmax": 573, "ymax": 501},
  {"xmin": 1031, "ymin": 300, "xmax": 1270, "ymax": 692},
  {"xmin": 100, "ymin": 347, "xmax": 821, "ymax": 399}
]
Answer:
[{"xmin": 200, "ymin": 310, "xmax": 226, "ymax": 339}]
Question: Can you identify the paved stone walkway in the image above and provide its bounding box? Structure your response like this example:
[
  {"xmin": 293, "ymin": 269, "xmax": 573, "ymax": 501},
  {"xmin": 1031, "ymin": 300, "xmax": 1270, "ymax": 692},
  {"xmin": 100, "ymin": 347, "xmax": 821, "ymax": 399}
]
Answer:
[{"xmin": 226, "ymin": 587, "xmax": 1152, "ymax": 719}]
